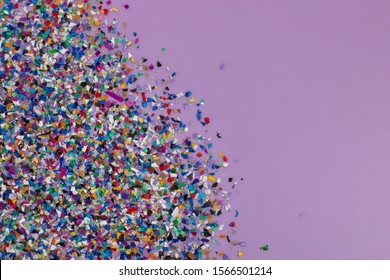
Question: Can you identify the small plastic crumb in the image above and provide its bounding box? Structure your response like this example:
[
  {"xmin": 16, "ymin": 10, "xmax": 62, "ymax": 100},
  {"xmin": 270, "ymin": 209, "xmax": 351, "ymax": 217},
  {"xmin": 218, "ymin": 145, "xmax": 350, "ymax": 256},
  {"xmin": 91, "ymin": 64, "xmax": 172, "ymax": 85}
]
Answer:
[{"xmin": 260, "ymin": 245, "xmax": 269, "ymax": 251}]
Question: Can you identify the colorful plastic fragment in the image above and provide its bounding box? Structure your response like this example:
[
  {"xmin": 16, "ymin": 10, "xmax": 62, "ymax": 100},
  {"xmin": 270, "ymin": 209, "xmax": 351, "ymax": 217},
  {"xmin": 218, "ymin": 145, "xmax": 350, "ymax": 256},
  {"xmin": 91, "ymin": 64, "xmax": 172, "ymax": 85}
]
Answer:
[{"xmin": 260, "ymin": 245, "xmax": 269, "ymax": 251}]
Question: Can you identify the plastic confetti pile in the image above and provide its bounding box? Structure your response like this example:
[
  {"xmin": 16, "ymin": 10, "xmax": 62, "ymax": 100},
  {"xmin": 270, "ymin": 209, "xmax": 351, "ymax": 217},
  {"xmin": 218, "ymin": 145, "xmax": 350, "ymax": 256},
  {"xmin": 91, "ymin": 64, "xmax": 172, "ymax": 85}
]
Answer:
[{"xmin": 0, "ymin": 0, "xmax": 240, "ymax": 259}]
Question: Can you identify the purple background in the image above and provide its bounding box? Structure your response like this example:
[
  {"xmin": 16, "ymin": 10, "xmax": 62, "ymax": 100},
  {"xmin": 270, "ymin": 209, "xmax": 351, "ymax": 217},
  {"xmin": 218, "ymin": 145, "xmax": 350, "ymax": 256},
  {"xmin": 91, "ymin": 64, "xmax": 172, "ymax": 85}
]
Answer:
[{"xmin": 111, "ymin": 0, "xmax": 390, "ymax": 259}]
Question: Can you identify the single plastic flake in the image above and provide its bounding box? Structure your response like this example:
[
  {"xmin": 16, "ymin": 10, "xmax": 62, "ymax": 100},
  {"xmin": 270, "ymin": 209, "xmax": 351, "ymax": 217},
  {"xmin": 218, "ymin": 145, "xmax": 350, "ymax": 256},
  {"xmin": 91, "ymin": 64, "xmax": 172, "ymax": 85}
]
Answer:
[
  {"xmin": 260, "ymin": 245, "xmax": 269, "ymax": 251},
  {"xmin": 237, "ymin": 250, "xmax": 244, "ymax": 258}
]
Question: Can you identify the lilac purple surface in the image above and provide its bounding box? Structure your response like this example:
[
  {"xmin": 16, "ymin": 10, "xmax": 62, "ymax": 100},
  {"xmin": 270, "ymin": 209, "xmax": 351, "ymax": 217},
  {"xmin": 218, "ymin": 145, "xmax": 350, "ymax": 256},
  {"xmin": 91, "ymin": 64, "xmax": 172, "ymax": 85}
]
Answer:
[{"xmin": 115, "ymin": 0, "xmax": 390, "ymax": 259}]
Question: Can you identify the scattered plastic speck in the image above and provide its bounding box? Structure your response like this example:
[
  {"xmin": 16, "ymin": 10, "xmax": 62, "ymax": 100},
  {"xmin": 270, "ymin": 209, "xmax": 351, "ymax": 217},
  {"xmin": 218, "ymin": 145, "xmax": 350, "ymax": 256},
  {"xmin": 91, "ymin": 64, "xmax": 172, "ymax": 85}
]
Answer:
[{"xmin": 260, "ymin": 245, "xmax": 269, "ymax": 251}]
